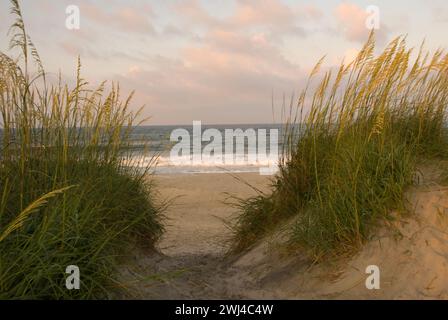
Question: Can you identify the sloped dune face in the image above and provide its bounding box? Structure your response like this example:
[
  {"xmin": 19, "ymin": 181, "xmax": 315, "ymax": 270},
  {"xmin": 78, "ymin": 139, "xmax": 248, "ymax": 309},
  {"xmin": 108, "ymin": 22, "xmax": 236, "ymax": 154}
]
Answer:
[{"xmin": 228, "ymin": 166, "xmax": 448, "ymax": 299}]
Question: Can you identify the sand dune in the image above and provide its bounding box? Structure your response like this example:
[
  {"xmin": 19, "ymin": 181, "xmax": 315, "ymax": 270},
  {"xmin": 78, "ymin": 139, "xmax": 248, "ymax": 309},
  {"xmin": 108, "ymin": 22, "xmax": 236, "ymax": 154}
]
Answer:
[
  {"xmin": 120, "ymin": 169, "xmax": 448, "ymax": 299},
  {"xmin": 229, "ymin": 185, "xmax": 448, "ymax": 299}
]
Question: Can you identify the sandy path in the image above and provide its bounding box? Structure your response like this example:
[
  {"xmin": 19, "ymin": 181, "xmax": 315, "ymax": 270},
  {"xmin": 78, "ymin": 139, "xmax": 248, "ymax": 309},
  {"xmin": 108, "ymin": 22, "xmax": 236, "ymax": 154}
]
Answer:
[
  {"xmin": 154, "ymin": 173, "xmax": 271, "ymax": 257},
  {"xmin": 119, "ymin": 172, "xmax": 272, "ymax": 299}
]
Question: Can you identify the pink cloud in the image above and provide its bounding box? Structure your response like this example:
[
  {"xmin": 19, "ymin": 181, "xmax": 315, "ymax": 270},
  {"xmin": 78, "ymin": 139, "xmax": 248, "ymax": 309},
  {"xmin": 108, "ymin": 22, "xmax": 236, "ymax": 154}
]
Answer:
[
  {"xmin": 232, "ymin": 0, "xmax": 295, "ymax": 28},
  {"xmin": 107, "ymin": 0, "xmax": 329, "ymax": 123},
  {"xmin": 335, "ymin": 3, "xmax": 370, "ymax": 42},
  {"xmin": 81, "ymin": 3, "xmax": 154, "ymax": 34},
  {"xmin": 174, "ymin": 0, "xmax": 322, "ymax": 39},
  {"xmin": 188, "ymin": 29, "xmax": 298, "ymax": 76},
  {"xmin": 114, "ymin": 25, "xmax": 305, "ymax": 124},
  {"xmin": 335, "ymin": 2, "xmax": 388, "ymax": 43}
]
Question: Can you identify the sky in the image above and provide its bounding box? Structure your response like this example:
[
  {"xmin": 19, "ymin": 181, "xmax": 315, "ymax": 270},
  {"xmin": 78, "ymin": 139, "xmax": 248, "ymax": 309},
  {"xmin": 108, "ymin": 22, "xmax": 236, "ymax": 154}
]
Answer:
[{"xmin": 1, "ymin": 0, "xmax": 448, "ymax": 125}]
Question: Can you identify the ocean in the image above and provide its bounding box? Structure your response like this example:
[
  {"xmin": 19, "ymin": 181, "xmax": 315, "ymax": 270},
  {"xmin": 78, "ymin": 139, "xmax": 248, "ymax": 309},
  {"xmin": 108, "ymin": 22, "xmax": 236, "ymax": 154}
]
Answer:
[{"xmin": 127, "ymin": 123, "xmax": 285, "ymax": 174}]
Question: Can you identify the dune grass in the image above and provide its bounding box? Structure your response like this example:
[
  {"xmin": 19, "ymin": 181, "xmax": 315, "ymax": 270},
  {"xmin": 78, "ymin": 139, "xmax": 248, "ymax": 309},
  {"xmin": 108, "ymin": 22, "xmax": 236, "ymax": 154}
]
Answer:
[
  {"xmin": 232, "ymin": 33, "xmax": 448, "ymax": 259},
  {"xmin": 0, "ymin": 1, "xmax": 163, "ymax": 299}
]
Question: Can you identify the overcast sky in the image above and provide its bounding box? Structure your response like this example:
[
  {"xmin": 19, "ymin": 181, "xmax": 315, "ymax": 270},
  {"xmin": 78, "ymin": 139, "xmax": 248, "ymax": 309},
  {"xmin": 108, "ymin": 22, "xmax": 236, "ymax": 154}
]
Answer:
[{"xmin": 1, "ymin": 0, "xmax": 448, "ymax": 124}]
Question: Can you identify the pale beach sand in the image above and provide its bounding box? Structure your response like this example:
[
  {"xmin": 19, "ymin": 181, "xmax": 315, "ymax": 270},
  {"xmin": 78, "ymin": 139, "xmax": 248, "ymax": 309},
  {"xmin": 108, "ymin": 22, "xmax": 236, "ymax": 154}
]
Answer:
[
  {"xmin": 154, "ymin": 172, "xmax": 272, "ymax": 256},
  {"xmin": 120, "ymin": 167, "xmax": 448, "ymax": 299},
  {"xmin": 118, "ymin": 172, "xmax": 273, "ymax": 299}
]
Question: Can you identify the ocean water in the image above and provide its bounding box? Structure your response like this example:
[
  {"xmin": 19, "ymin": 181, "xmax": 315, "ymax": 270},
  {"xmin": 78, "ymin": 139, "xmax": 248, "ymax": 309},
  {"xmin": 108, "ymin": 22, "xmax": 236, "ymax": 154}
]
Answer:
[{"xmin": 127, "ymin": 123, "xmax": 285, "ymax": 174}]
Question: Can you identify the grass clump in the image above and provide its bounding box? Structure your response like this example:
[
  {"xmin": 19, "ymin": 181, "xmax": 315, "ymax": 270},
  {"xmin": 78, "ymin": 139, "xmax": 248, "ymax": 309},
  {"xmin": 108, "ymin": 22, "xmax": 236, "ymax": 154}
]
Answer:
[
  {"xmin": 233, "ymin": 33, "xmax": 448, "ymax": 259},
  {"xmin": 0, "ymin": 1, "xmax": 163, "ymax": 298}
]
